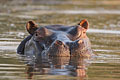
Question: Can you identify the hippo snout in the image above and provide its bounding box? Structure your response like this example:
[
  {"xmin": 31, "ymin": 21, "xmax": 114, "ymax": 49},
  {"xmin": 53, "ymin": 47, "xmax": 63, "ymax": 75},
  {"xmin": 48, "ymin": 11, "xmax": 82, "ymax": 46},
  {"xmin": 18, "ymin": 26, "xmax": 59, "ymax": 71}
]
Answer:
[{"xmin": 47, "ymin": 40, "xmax": 70, "ymax": 57}]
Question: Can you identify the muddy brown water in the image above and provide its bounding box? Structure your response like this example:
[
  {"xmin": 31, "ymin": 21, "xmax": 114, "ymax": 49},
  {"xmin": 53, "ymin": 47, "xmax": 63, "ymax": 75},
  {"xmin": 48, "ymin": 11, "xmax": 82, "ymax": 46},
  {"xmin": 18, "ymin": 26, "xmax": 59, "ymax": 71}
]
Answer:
[{"xmin": 0, "ymin": 0, "xmax": 120, "ymax": 80}]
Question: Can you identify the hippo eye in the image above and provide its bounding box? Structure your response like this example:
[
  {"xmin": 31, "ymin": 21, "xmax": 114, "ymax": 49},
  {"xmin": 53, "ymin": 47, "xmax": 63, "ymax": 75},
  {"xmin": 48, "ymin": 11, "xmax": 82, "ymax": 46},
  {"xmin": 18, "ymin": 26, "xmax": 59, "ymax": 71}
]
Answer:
[
  {"xmin": 58, "ymin": 41, "xmax": 63, "ymax": 45},
  {"xmin": 55, "ymin": 40, "xmax": 63, "ymax": 45}
]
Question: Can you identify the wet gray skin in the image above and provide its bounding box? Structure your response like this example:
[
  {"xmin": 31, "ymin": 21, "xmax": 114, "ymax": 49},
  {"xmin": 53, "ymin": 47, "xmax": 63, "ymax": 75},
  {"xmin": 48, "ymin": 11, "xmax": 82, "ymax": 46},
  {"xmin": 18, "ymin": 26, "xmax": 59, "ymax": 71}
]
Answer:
[{"xmin": 18, "ymin": 19, "xmax": 93, "ymax": 58}]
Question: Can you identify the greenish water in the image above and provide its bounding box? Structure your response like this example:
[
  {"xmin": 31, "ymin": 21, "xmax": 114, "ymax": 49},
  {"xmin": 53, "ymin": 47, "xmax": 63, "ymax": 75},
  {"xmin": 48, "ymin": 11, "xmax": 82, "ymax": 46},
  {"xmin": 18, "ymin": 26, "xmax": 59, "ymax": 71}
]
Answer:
[{"xmin": 0, "ymin": 0, "xmax": 120, "ymax": 80}]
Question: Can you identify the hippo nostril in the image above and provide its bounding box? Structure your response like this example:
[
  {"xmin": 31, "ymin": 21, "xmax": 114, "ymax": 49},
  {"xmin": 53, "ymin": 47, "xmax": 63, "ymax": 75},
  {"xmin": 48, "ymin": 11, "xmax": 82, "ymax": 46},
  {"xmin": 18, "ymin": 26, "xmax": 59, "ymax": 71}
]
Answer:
[{"xmin": 55, "ymin": 40, "xmax": 63, "ymax": 45}]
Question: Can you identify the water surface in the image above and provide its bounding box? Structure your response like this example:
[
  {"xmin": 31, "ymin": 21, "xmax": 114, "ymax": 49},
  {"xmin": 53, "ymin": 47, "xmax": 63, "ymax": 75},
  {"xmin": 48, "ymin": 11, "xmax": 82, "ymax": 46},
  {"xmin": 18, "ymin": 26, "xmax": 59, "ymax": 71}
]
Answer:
[{"xmin": 0, "ymin": 0, "xmax": 120, "ymax": 80}]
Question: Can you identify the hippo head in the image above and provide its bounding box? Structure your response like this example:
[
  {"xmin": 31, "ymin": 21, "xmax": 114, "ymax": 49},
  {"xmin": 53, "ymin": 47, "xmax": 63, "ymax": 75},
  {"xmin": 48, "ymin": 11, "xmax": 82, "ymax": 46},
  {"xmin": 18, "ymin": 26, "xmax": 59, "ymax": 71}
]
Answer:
[{"xmin": 21, "ymin": 19, "xmax": 92, "ymax": 58}]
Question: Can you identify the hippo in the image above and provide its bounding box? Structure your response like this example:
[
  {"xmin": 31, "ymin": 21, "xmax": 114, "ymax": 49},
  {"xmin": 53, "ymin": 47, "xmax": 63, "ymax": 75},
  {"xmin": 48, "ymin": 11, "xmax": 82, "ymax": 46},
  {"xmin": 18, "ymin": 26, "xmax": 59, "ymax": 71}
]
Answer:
[{"xmin": 17, "ymin": 19, "xmax": 93, "ymax": 58}]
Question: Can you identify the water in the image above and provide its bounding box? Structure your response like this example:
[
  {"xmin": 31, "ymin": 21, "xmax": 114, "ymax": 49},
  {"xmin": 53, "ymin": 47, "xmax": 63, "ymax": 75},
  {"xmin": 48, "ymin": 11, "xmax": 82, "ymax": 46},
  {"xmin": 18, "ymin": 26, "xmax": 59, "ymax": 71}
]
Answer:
[{"xmin": 0, "ymin": 0, "xmax": 120, "ymax": 80}]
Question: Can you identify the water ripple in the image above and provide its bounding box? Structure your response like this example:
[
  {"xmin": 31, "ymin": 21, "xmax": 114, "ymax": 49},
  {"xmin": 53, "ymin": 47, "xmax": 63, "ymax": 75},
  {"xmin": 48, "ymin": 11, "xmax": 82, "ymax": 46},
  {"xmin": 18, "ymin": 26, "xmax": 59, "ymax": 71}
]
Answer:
[{"xmin": 88, "ymin": 29, "xmax": 120, "ymax": 34}]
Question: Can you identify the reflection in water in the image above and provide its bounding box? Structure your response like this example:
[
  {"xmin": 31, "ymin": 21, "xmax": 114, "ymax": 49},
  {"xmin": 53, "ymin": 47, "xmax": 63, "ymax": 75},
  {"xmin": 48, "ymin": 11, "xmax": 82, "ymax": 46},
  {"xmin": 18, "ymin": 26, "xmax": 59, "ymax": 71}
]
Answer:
[
  {"xmin": 25, "ymin": 56, "xmax": 91, "ymax": 79},
  {"xmin": 69, "ymin": 57, "xmax": 87, "ymax": 77},
  {"xmin": 26, "ymin": 64, "xmax": 34, "ymax": 79}
]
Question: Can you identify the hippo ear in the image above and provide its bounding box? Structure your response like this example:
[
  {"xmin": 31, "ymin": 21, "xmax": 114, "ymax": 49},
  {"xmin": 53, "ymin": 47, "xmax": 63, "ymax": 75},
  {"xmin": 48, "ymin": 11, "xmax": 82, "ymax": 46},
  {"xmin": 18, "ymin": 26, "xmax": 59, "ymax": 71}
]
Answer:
[
  {"xmin": 26, "ymin": 21, "xmax": 38, "ymax": 35},
  {"xmin": 78, "ymin": 19, "xmax": 89, "ymax": 30}
]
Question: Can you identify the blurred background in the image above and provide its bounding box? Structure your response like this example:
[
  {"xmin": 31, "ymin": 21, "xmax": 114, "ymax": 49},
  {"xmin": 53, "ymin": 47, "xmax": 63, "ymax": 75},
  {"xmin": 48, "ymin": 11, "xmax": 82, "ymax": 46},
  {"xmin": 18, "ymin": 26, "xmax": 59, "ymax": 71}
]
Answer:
[{"xmin": 0, "ymin": 0, "xmax": 120, "ymax": 80}]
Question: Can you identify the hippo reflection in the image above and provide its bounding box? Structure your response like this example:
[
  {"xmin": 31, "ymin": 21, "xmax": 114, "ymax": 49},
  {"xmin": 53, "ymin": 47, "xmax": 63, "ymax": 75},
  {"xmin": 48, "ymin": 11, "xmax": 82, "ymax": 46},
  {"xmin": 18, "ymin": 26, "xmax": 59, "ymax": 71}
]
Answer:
[
  {"xmin": 26, "ymin": 57, "xmax": 89, "ymax": 79},
  {"xmin": 17, "ymin": 19, "xmax": 93, "ymax": 58}
]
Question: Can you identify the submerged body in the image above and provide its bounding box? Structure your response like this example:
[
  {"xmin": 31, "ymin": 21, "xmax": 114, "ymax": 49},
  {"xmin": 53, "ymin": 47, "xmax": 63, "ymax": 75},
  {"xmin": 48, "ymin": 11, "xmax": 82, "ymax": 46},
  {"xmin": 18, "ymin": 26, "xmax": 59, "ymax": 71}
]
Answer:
[{"xmin": 17, "ymin": 19, "xmax": 93, "ymax": 58}]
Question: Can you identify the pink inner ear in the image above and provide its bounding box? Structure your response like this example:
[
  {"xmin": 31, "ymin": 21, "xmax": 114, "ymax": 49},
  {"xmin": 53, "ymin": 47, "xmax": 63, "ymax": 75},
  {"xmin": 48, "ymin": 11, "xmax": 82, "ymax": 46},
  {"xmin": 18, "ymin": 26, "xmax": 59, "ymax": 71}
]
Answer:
[
  {"xmin": 26, "ymin": 21, "xmax": 38, "ymax": 35},
  {"xmin": 28, "ymin": 21, "xmax": 35, "ymax": 27},
  {"xmin": 79, "ymin": 19, "xmax": 89, "ymax": 29},
  {"xmin": 81, "ymin": 21, "xmax": 88, "ymax": 29}
]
